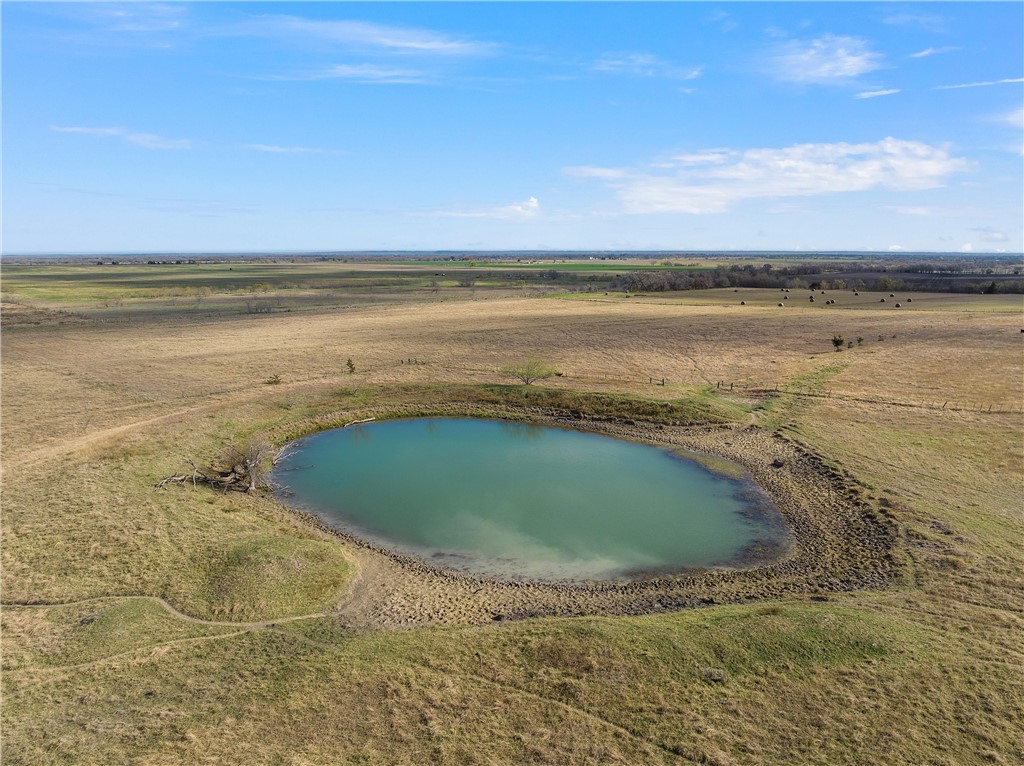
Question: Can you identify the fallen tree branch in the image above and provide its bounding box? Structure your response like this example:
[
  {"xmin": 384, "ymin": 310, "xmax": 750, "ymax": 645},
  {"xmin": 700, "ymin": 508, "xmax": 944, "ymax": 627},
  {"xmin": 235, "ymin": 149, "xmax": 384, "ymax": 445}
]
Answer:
[
  {"xmin": 344, "ymin": 417, "xmax": 376, "ymax": 428},
  {"xmin": 156, "ymin": 438, "xmax": 285, "ymax": 493}
]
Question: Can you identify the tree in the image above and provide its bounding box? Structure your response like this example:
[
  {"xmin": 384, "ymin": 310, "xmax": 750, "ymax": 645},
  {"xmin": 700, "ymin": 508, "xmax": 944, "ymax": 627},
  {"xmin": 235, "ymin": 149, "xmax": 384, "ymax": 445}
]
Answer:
[
  {"xmin": 831, "ymin": 335, "xmax": 845, "ymax": 352},
  {"xmin": 500, "ymin": 357, "xmax": 559, "ymax": 385},
  {"xmin": 157, "ymin": 437, "xmax": 290, "ymax": 493}
]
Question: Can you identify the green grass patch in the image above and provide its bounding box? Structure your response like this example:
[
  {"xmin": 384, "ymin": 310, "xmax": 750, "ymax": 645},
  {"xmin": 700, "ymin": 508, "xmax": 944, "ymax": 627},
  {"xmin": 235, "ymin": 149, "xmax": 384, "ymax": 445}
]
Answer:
[
  {"xmin": 165, "ymin": 537, "xmax": 352, "ymax": 621},
  {"xmin": 681, "ymin": 450, "xmax": 749, "ymax": 479}
]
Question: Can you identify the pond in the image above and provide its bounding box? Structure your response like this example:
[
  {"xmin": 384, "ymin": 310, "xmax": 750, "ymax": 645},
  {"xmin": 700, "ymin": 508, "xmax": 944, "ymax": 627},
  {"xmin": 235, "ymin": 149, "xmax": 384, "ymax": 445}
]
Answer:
[{"xmin": 272, "ymin": 418, "xmax": 792, "ymax": 582}]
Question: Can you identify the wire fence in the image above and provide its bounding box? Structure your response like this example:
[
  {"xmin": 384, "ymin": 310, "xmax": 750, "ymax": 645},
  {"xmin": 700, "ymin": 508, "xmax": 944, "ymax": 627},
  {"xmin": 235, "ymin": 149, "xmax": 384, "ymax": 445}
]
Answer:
[{"xmin": 376, "ymin": 359, "xmax": 1023, "ymax": 415}]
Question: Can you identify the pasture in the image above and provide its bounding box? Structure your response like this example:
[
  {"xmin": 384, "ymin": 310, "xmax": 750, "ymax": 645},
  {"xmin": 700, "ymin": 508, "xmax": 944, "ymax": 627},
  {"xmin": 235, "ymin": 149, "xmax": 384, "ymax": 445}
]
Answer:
[{"xmin": 2, "ymin": 260, "xmax": 1022, "ymax": 765}]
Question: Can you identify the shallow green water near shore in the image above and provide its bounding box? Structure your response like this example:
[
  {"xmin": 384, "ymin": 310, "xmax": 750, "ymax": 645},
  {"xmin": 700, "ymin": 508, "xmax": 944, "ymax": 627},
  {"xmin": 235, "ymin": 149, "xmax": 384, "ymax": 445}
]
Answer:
[{"xmin": 273, "ymin": 418, "xmax": 791, "ymax": 582}]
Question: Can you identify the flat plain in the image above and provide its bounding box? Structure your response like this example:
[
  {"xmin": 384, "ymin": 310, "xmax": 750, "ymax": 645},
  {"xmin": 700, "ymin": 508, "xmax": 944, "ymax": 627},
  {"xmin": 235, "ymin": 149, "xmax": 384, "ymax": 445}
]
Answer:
[{"xmin": 2, "ymin": 259, "xmax": 1022, "ymax": 765}]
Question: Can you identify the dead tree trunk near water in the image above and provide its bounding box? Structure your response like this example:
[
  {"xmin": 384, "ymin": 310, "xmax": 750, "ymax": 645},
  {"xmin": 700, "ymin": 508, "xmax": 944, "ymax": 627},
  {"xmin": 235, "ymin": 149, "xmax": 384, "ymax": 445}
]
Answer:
[{"xmin": 156, "ymin": 437, "xmax": 292, "ymax": 493}]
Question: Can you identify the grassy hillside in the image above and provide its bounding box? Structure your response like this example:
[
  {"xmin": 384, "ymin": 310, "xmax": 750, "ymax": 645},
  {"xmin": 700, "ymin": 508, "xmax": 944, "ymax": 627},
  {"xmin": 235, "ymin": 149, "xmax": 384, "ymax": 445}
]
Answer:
[{"xmin": 2, "ymin": 263, "xmax": 1021, "ymax": 764}]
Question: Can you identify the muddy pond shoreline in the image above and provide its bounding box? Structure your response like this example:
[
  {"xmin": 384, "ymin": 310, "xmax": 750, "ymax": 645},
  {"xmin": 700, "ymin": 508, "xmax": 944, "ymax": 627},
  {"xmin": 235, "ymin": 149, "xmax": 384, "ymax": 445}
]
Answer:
[{"xmin": 267, "ymin": 403, "xmax": 900, "ymax": 628}]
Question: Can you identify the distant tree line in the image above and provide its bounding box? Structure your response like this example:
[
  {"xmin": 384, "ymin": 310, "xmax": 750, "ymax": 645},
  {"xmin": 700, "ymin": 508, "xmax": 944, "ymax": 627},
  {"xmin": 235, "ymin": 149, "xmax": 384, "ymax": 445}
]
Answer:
[{"xmin": 610, "ymin": 263, "xmax": 1024, "ymax": 294}]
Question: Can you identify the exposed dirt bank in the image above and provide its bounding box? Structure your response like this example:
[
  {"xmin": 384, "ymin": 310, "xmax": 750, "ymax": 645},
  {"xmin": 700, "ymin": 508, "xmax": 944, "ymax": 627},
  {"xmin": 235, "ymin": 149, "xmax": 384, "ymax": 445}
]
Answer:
[{"xmin": 270, "ymin": 404, "xmax": 901, "ymax": 629}]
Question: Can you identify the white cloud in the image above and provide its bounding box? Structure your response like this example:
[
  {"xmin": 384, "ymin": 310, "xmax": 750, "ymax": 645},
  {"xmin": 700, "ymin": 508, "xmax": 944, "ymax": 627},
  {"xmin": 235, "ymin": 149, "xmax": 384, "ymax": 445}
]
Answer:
[
  {"xmin": 856, "ymin": 88, "xmax": 901, "ymax": 99},
  {"xmin": 593, "ymin": 53, "xmax": 702, "ymax": 80},
  {"xmin": 51, "ymin": 126, "xmax": 191, "ymax": 150},
  {"xmin": 246, "ymin": 144, "xmax": 323, "ymax": 154},
  {"xmin": 888, "ymin": 244, "xmax": 907, "ymax": 251},
  {"xmin": 421, "ymin": 196, "xmax": 541, "ymax": 220},
  {"xmin": 935, "ymin": 77, "xmax": 1024, "ymax": 91},
  {"xmin": 960, "ymin": 243, "xmax": 974, "ymax": 252},
  {"xmin": 243, "ymin": 16, "xmax": 494, "ymax": 56},
  {"xmin": 568, "ymin": 138, "xmax": 969, "ymax": 215},
  {"xmin": 909, "ymin": 46, "xmax": 959, "ymax": 59},
  {"xmin": 769, "ymin": 35, "xmax": 884, "ymax": 84}
]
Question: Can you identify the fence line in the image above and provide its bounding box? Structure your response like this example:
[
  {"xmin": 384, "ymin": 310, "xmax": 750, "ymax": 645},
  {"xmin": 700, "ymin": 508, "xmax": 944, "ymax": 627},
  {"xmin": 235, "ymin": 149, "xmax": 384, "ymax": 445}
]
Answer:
[{"xmin": 335, "ymin": 360, "xmax": 1022, "ymax": 415}]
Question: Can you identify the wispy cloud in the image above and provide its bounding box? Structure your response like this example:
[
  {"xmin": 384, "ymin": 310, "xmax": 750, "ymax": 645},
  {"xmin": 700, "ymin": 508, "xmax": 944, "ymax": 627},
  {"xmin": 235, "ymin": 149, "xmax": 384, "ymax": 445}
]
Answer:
[
  {"xmin": 972, "ymin": 226, "xmax": 1009, "ymax": 243},
  {"xmin": 246, "ymin": 144, "xmax": 324, "ymax": 154},
  {"xmin": 568, "ymin": 138, "xmax": 968, "ymax": 214},
  {"xmin": 706, "ymin": 10, "xmax": 737, "ymax": 33},
  {"xmin": 909, "ymin": 46, "xmax": 959, "ymax": 59},
  {"xmin": 996, "ymin": 106, "xmax": 1024, "ymax": 129},
  {"xmin": 268, "ymin": 63, "xmax": 429, "ymax": 84},
  {"xmin": 935, "ymin": 77, "xmax": 1024, "ymax": 91},
  {"xmin": 669, "ymin": 150, "xmax": 732, "ymax": 166},
  {"xmin": 856, "ymin": 88, "xmax": 900, "ymax": 99},
  {"xmin": 67, "ymin": 2, "xmax": 187, "ymax": 34},
  {"xmin": 419, "ymin": 196, "xmax": 540, "ymax": 220},
  {"xmin": 768, "ymin": 35, "xmax": 884, "ymax": 84},
  {"xmin": 593, "ymin": 53, "xmax": 702, "ymax": 81},
  {"xmin": 241, "ymin": 15, "xmax": 495, "ymax": 56},
  {"xmin": 884, "ymin": 13, "xmax": 947, "ymax": 33},
  {"xmin": 51, "ymin": 126, "xmax": 191, "ymax": 150},
  {"xmin": 883, "ymin": 205, "xmax": 936, "ymax": 217}
]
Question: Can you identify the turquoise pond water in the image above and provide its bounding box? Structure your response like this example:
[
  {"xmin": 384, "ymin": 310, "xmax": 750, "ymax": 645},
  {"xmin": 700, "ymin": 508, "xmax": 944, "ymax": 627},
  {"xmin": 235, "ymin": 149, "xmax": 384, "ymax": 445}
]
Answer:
[{"xmin": 272, "ymin": 418, "xmax": 792, "ymax": 582}]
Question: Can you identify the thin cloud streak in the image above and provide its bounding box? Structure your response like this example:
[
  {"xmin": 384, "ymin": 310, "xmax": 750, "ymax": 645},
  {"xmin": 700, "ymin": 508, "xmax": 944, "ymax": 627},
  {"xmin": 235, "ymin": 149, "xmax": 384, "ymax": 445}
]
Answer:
[
  {"xmin": 264, "ymin": 63, "xmax": 429, "ymax": 84},
  {"xmin": 935, "ymin": 77, "xmax": 1024, "ymax": 90},
  {"xmin": 51, "ymin": 126, "xmax": 191, "ymax": 149},
  {"xmin": 239, "ymin": 15, "xmax": 496, "ymax": 56},
  {"xmin": 593, "ymin": 53, "xmax": 702, "ymax": 80},
  {"xmin": 416, "ymin": 196, "xmax": 540, "ymax": 220},
  {"xmin": 856, "ymin": 88, "xmax": 900, "ymax": 99},
  {"xmin": 909, "ymin": 46, "xmax": 959, "ymax": 58}
]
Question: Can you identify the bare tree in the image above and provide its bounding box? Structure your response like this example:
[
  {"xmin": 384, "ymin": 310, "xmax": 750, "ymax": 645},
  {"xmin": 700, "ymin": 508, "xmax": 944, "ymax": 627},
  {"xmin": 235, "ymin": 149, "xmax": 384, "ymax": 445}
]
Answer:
[
  {"xmin": 500, "ymin": 357, "xmax": 559, "ymax": 385},
  {"xmin": 157, "ymin": 437, "xmax": 292, "ymax": 493}
]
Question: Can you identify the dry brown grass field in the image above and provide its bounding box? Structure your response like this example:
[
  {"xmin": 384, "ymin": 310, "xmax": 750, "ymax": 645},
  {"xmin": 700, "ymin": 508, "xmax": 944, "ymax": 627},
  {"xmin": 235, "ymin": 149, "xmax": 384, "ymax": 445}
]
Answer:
[{"xmin": 2, "ymin": 262, "xmax": 1022, "ymax": 765}]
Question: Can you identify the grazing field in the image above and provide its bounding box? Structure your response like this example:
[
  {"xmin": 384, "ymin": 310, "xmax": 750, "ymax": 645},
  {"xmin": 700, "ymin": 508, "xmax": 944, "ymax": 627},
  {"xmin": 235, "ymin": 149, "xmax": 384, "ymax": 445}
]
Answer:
[{"xmin": 2, "ymin": 261, "xmax": 1022, "ymax": 765}]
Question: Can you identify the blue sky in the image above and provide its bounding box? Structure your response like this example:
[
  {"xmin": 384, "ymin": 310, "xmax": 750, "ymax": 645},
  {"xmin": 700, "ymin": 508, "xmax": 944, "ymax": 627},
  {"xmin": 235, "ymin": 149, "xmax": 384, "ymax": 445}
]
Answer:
[{"xmin": 3, "ymin": 2, "xmax": 1022, "ymax": 253}]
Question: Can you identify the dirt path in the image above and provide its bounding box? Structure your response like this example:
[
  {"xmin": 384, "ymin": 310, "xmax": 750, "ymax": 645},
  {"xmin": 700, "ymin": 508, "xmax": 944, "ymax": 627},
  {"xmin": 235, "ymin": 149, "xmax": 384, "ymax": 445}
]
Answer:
[
  {"xmin": 1, "ymin": 376, "xmax": 341, "ymax": 473},
  {"xmin": 1, "ymin": 594, "xmax": 329, "ymax": 630}
]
